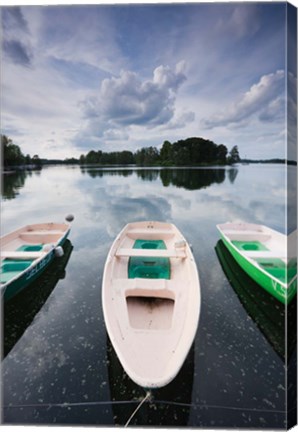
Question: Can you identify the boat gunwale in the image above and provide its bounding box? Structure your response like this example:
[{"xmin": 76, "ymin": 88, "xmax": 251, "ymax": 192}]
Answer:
[{"xmin": 1, "ymin": 222, "xmax": 70, "ymax": 241}]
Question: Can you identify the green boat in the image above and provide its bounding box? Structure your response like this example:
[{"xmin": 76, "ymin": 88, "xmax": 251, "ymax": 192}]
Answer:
[
  {"xmin": 3, "ymin": 239, "xmax": 73, "ymax": 358},
  {"xmin": 1, "ymin": 217, "xmax": 73, "ymax": 302},
  {"xmin": 215, "ymin": 240, "xmax": 296, "ymax": 360},
  {"xmin": 216, "ymin": 222, "xmax": 297, "ymax": 305}
]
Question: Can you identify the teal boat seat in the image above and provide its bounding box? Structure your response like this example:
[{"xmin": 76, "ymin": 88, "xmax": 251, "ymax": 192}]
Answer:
[
  {"xmin": 1, "ymin": 260, "xmax": 33, "ymax": 284},
  {"xmin": 133, "ymin": 239, "xmax": 167, "ymax": 250},
  {"xmin": 128, "ymin": 239, "xmax": 170, "ymax": 279},
  {"xmin": 232, "ymin": 240, "xmax": 268, "ymax": 252},
  {"xmin": 17, "ymin": 244, "xmax": 43, "ymax": 252}
]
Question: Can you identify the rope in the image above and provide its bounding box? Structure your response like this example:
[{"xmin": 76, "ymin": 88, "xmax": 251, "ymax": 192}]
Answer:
[
  {"xmin": 124, "ymin": 391, "xmax": 152, "ymax": 427},
  {"xmin": 3, "ymin": 398, "xmax": 289, "ymax": 415},
  {"xmin": 3, "ymin": 400, "xmax": 136, "ymax": 409}
]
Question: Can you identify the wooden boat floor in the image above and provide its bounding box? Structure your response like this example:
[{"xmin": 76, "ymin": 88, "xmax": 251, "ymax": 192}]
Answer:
[{"xmin": 126, "ymin": 296, "xmax": 174, "ymax": 330}]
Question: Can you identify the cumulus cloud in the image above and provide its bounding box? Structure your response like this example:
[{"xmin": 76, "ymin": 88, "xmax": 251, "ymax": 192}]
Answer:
[
  {"xmin": 258, "ymin": 96, "xmax": 284, "ymax": 122},
  {"xmin": 84, "ymin": 62, "xmax": 186, "ymax": 127},
  {"xmin": 202, "ymin": 70, "xmax": 285, "ymax": 129},
  {"xmin": 2, "ymin": 7, "xmax": 33, "ymax": 67},
  {"xmin": 102, "ymin": 128, "xmax": 130, "ymax": 141},
  {"xmin": 164, "ymin": 111, "xmax": 195, "ymax": 130},
  {"xmin": 76, "ymin": 62, "xmax": 188, "ymax": 148}
]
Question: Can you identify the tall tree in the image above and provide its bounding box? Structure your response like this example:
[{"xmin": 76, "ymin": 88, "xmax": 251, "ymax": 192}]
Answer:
[
  {"xmin": 1, "ymin": 135, "xmax": 26, "ymax": 167},
  {"xmin": 160, "ymin": 140, "xmax": 173, "ymax": 165},
  {"xmin": 228, "ymin": 146, "xmax": 241, "ymax": 164}
]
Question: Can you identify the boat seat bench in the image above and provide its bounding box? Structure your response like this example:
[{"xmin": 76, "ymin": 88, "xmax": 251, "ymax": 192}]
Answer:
[
  {"xmin": 115, "ymin": 248, "xmax": 186, "ymax": 258},
  {"xmin": 244, "ymin": 250, "xmax": 286, "ymax": 260},
  {"xmin": 225, "ymin": 232, "xmax": 271, "ymax": 241},
  {"xmin": 21, "ymin": 230, "xmax": 66, "ymax": 236},
  {"xmin": 127, "ymin": 229, "xmax": 174, "ymax": 236},
  {"xmin": 1, "ymin": 251, "xmax": 46, "ymax": 260},
  {"xmin": 113, "ymin": 278, "xmax": 168, "ymax": 288},
  {"xmin": 112, "ymin": 278, "xmax": 178, "ymax": 296}
]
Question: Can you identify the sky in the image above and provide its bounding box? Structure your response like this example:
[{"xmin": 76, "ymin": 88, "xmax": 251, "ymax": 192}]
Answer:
[{"xmin": 1, "ymin": 2, "xmax": 295, "ymax": 160}]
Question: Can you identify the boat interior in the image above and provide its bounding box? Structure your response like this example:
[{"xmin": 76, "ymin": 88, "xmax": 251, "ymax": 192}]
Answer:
[{"xmin": 112, "ymin": 225, "xmax": 189, "ymax": 331}]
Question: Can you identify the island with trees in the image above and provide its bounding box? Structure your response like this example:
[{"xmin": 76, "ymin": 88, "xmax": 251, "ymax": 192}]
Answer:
[{"xmin": 79, "ymin": 137, "xmax": 241, "ymax": 166}]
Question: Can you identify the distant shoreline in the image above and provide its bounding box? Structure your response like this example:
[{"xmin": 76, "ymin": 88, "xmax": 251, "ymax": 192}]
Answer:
[
  {"xmin": 2, "ymin": 164, "xmax": 42, "ymax": 174},
  {"xmin": 2, "ymin": 159, "xmax": 296, "ymax": 173},
  {"xmin": 240, "ymin": 159, "xmax": 297, "ymax": 166},
  {"xmin": 42, "ymin": 158, "xmax": 298, "ymax": 167}
]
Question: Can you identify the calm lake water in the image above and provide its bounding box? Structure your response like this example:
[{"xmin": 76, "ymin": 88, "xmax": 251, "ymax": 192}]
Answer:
[{"xmin": 1, "ymin": 164, "xmax": 296, "ymax": 428}]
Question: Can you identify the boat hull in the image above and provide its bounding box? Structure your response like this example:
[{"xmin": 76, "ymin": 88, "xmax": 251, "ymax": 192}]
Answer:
[
  {"xmin": 3, "ymin": 239, "xmax": 73, "ymax": 358},
  {"xmin": 102, "ymin": 221, "xmax": 200, "ymax": 388},
  {"xmin": 1, "ymin": 226, "xmax": 70, "ymax": 302},
  {"xmin": 216, "ymin": 240, "xmax": 296, "ymax": 360},
  {"xmin": 219, "ymin": 230, "xmax": 296, "ymax": 305}
]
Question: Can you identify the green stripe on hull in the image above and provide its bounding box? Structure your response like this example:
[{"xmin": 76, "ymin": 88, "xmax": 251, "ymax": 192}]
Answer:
[{"xmin": 221, "ymin": 236, "xmax": 296, "ymax": 305}]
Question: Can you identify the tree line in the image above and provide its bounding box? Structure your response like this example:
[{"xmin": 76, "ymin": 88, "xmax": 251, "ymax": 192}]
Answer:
[
  {"xmin": 1, "ymin": 135, "xmax": 241, "ymax": 168},
  {"xmin": 80, "ymin": 137, "xmax": 241, "ymax": 166},
  {"xmin": 1, "ymin": 135, "xmax": 42, "ymax": 168}
]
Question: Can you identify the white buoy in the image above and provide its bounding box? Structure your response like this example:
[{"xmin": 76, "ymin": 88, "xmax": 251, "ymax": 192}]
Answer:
[
  {"xmin": 65, "ymin": 214, "xmax": 74, "ymax": 222},
  {"xmin": 55, "ymin": 246, "xmax": 64, "ymax": 257}
]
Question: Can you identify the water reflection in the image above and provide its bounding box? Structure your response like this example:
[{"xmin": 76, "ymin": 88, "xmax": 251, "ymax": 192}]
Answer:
[
  {"xmin": 2, "ymin": 171, "xmax": 29, "ymax": 200},
  {"xmin": 227, "ymin": 168, "xmax": 238, "ymax": 184},
  {"xmin": 2, "ymin": 167, "xmax": 236, "ymax": 201},
  {"xmin": 80, "ymin": 166, "xmax": 231, "ymax": 190},
  {"xmin": 2, "ymin": 170, "xmax": 43, "ymax": 200},
  {"xmin": 3, "ymin": 240, "xmax": 73, "ymax": 358},
  {"xmin": 215, "ymin": 240, "xmax": 296, "ymax": 361},
  {"xmin": 107, "ymin": 337, "xmax": 194, "ymax": 426},
  {"xmin": 136, "ymin": 169, "xmax": 160, "ymax": 182},
  {"xmin": 160, "ymin": 168, "xmax": 226, "ymax": 189},
  {"xmin": 80, "ymin": 167, "xmax": 133, "ymax": 178}
]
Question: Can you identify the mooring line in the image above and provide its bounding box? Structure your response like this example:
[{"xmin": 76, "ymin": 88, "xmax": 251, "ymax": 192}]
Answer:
[
  {"xmin": 124, "ymin": 391, "xmax": 152, "ymax": 427},
  {"xmin": 3, "ymin": 398, "xmax": 286, "ymax": 415},
  {"xmin": 155, "ymin": 400, "xmax": 286, "ymax": 414},
  {"xmin": 3, "ymin": 400, "xmax": 136, "ymax": 409}
]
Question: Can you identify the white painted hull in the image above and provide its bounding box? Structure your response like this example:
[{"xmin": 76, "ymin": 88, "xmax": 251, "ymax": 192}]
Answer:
[{"xmin": 102, "ymin": 221, "xmax": 201, "ymax": 388}]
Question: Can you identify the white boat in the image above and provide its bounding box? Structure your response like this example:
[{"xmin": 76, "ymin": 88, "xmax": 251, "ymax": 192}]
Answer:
[
  {"xmin": 216, "ymin": 222, "xmax": 297, "ymax": 304},
  {"xmin": 102, "ymin": 221, "xmax": 201, "ymax": 388},
  {"xmin": 1, "ymin": 217, "xmax": 73, "ymax": 302}
]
